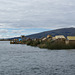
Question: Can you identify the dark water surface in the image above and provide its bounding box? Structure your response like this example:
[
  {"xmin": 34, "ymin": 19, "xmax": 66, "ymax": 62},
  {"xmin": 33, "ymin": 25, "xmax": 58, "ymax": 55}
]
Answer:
[{"xmin": 0, "ymin": 41, "xmax": 75, "ymax": 75}]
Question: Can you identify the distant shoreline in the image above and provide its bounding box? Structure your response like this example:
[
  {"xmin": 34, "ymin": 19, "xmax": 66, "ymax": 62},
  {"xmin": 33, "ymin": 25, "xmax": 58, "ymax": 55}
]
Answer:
[
  {"xmin": 10, "ymin": 38, "xmax": 75, "ymax": 50},
  {"xmin": 0, "ymin": 39, "xmax": 10, "ymax": 41}
]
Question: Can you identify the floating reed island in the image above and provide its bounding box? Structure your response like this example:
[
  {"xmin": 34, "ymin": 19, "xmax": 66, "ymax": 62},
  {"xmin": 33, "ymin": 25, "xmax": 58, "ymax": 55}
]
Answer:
[{"xmin": 10, "ymin": 35, "xmax": 75, "ymax": 49}]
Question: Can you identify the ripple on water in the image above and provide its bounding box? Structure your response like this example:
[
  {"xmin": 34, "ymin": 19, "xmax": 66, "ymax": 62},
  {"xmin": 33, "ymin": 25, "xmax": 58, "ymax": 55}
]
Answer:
[{"xmin": 0, "ymin": 41, "xmax": 75, "ymax": 75}]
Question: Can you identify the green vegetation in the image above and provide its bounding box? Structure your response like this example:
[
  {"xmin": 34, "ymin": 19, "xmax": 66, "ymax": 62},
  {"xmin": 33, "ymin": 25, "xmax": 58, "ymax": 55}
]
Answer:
[
  {"xmin": 38, "ymin": 40, "xmax": 75, "ymax": 49},
  {"xmin": 10, "ymin": 34, "xmax": 75, "ymax": 50},
  {"xmin": 10, "ymin": 38, "xmax": 75, "ymax": 50}
]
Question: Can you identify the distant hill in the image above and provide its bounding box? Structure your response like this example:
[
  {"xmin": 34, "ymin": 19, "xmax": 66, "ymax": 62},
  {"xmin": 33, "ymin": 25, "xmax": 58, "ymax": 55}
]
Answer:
[
  {"xmin": 9, "ymin": 27, "xmax": 75, "ymax": 40},
  {"xmin": 26, "ymin": 27, "xmax": 75, "ymax": 39}
]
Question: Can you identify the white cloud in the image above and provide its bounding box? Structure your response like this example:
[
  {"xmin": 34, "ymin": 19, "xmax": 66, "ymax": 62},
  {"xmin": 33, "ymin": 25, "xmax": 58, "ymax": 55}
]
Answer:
[
  {"xmin": 0, "ymin": 0, "xmax": 75, "ymax": 38},
  {"xmin": 0, "ymin": 29, "xmax": 8, "ymax": 33}
]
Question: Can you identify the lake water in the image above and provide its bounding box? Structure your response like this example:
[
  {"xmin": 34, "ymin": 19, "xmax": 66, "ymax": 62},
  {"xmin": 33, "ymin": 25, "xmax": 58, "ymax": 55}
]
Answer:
[{"xmin": 0, "ymin": 41, "xmax": 75, "ymax": 75}]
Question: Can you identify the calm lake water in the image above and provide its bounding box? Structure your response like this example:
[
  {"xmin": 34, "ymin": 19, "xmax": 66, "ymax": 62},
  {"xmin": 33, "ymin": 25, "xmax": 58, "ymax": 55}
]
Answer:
[{"xmin": 0, "ymin": 41, "xmax": 75, "ymax": 75}]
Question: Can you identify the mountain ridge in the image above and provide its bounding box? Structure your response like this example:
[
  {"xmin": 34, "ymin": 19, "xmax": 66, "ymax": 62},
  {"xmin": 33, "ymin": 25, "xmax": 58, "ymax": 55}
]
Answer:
[
  {"xmin": 26, "ymin": 27, "xmax": 75, "ymax": 39},
  {"xmin": 8, "ymin": 27, "xmax": 75, "ymax": 40}
]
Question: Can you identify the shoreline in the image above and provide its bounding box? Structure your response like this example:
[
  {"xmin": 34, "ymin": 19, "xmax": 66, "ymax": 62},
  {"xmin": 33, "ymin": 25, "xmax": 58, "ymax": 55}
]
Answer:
[{"xmin": 10, "ymin": 38, "xmax": 75, "ymax": 50}]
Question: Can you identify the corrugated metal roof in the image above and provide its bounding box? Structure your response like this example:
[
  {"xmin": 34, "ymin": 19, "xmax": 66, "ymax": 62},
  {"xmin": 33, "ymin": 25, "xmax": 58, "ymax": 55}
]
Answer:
[{"xmin": 67, "ymin": 36, "xmax": 75, "ymax": 40}]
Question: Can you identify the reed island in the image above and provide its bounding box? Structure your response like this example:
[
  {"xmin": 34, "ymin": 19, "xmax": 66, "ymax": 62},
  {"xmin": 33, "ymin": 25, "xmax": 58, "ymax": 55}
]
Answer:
[{"xmin": 10, "ymin": 35, "xmax": 75, "ymax": 49}]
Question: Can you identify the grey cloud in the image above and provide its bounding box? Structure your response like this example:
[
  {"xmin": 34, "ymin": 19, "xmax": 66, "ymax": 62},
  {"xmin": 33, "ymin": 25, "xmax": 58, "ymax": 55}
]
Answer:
[
  {"xmin": 0, "ymin": 0, "xmax": 75, "ymax": 29},
  {"xmin": 0, "ymin": 29, "xmax": 8, "ymax": 33}
]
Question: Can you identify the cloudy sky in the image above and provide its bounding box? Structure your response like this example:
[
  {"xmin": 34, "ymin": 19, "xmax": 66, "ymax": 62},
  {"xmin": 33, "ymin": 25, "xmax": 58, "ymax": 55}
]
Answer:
[{"xmin": 0, "ymin": 0, "xmax": 75, "ymax": 38}]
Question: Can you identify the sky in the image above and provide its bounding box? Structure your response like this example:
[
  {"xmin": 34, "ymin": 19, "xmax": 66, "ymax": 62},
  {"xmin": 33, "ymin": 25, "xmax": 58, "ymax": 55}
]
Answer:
[{"xmin": 0, "ymin": 0, "xmax": 75, "ymax": 38}]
